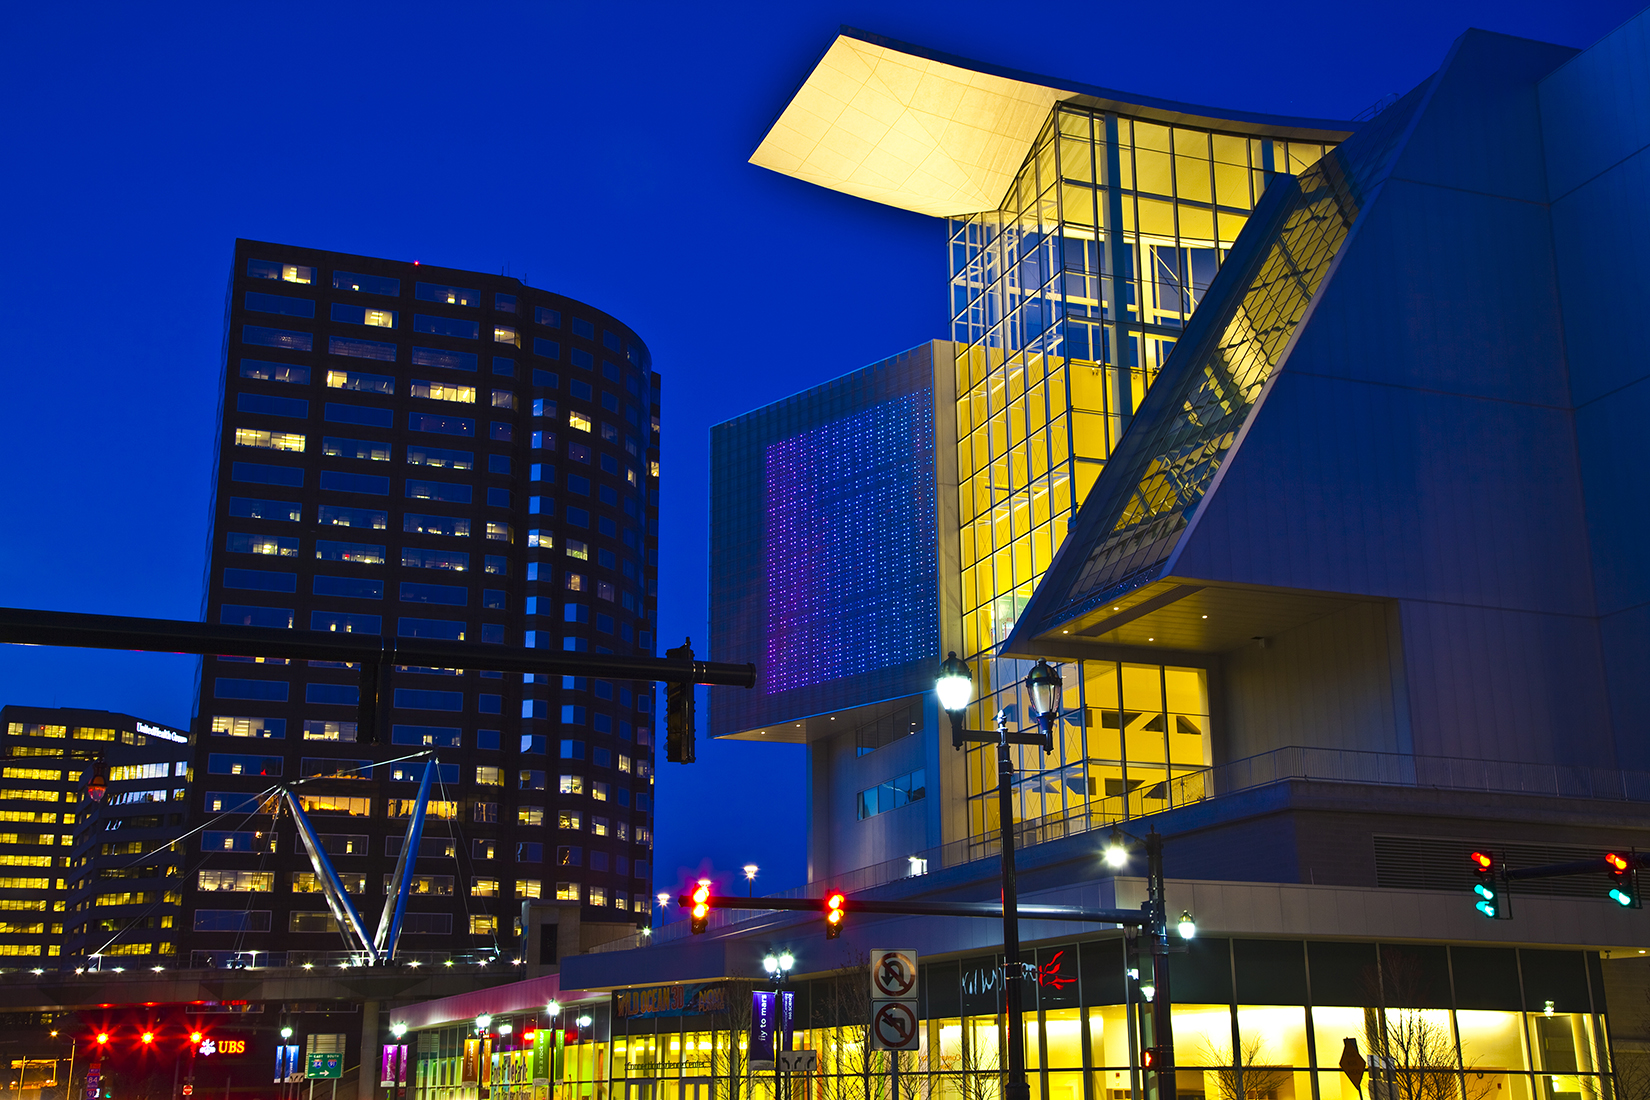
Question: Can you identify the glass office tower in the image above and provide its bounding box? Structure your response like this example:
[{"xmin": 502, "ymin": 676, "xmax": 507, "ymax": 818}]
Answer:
[{"xmin": 185, "ymin": 241, "xmax": 660, "ymax": 965}]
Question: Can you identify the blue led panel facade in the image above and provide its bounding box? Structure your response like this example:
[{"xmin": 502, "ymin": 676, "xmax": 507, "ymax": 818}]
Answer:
[{"xmin": 710, "ymin": 342, "xmax": 944, "ymax": 736}]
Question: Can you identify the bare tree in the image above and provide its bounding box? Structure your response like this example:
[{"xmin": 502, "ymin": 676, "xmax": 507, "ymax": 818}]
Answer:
[
  {"xmin": 1360, "ymin": 953, "xmax": 1494, "ymax": 1100},
  {"xmin": 709, "ymin": 980, "xmax": 757, "ymax": 1100},
  {"xmin": 816, "ymin": 953, "xmax": 880, "ymax": 1100},
  {"xmin": 1196, "ymin": 1036, "xmax": 1294, "ymax": 1100},
  {"xmin": 931, "ymin": 1016, "xmax": 1002, "ymax": 1100}
]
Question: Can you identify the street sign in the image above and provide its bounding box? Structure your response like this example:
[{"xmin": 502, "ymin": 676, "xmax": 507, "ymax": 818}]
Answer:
[
  {"xmin": 870, "ymin": 949, "xmax": 918, "ymax": 1001},
  {"xmin": 306, "ymin": 1053, "xmax": 343, "ymax": 1080},
  {"xmin": 870, "ymin": 1001, "xmax": 920, "ymax": 1052},
  {"xmin": 777, "ymin": 1050, "xmax": 818, "ymax": 1074}
]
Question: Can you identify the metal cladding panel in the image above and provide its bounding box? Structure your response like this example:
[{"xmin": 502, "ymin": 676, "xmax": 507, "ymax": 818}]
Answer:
[
  {"xmin": 1273, "ymin": 178, "xmax": 1570, "ymax": 407},
  {"xmin": 1387, "ymin": 29, "xmax": 1576, "ymax": 206},
  {"xmin": 1599, "ymin": 605, "xmax": 1650, "ymax": 771},
  {"xmin": 1539, "ymin": 5, "xmax": 1650, "ymax": 201},
  {"xmin": 1393, "ymin": 599, "xmax": 1614, "ymax": 765},
  {"xmin": 1550, "ymin": 151, "xmax": 1650, "ymax": 409},
  {"xmin": 1170, "ymin": 374, "xmax": 1596, "ymax": 617},
  {"xmin": 1572, "ymin": 374, "xmax": 1650, "ymax": 615}
]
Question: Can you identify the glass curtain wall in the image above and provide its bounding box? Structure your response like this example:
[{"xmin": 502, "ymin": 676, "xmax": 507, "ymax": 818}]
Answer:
[{"xmin": 947, "ymin": 103, "xmax": 1329, "ymax": 847}]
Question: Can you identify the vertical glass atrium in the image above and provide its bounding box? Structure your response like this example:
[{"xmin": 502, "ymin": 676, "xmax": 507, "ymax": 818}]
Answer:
[{"xmin": 947, "ymin": 105, "xmax": 1331, "ymax": 844}]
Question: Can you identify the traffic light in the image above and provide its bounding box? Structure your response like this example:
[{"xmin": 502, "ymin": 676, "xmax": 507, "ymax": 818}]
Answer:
[
  {"xmin": 96, "ymin": 1033, "xmax": 109, "ymax": 1047},
  {"xmin": 141, "ymin": 1032, "xmax": 154, "ymax": 1045},
  {"xmin": 1607, "ymin": 852, "xmax": 1640, "ymax": 908},
  {"xmin": 825, "ymin": 892, "xmax": 845, "ymax": 939},
  {"xmin": 689, "ymin": 881, "xmax": 710, "ymax": 934},
  {"xmin": 1142, "ymin": 1047, "xmax": 1163, "ymax": 1069},
  {"xmin": 191, "ymin": 1031, "xmax": 204, "ymax": 1045},
  {"xmin": 1468, "ymin": 851, "xmax": 1510, "ymax": 919},
  {"xmin": 665, "ymin": 641, "xmax": 696, "ymax": 765}
]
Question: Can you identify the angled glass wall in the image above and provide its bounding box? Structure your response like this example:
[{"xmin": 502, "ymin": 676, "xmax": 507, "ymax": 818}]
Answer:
[{"xmin": 947, "ymin": 103, "xmax": 1334, "ymax": 848}]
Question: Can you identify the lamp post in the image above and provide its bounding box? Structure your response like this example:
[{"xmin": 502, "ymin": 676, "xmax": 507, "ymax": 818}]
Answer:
[
  {"xmin": 743, "ymin": 865, "xmax": 759, "ymax": 897},
  {"xmin": 762, "ymin": 953, "xmax": 795, "ymax": 1100},
  {"xmin": 936, "ymin": 654, "xmax": 1061, "ymax": 1100}
]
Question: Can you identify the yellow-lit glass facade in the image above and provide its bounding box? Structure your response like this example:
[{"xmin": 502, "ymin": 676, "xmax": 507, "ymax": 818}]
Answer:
[{"xmin": 948, "ymin": 104, "xmax": 1332, "ymax": 845}]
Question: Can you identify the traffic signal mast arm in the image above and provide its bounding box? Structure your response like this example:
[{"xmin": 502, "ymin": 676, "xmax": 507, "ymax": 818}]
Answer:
[
  {"xmin": 677, "ymin": 892, "xmax": 1152, "ymax": 926},
  {"xmin": 1505, "ymin": 856, "xmax": 1637, "ymax": 880}
]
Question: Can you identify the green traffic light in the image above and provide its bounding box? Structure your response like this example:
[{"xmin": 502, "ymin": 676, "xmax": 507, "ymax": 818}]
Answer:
[
  {"xmin": 1474, "ymin": 884, "xmax": 1494, "ymax": 901},
  {"xmin": 1475, "ymin": 900, "xmax": 1497, "ymax": 918},
  {"xmin": 1610, "ymin": 888, "xmax": 1634, "ymax": 906}
]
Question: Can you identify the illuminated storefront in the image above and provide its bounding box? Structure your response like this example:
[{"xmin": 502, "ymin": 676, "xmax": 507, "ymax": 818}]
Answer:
[{"xmin": 505, "ymin": 939, "xmax": 1612, "ymax": 1100}]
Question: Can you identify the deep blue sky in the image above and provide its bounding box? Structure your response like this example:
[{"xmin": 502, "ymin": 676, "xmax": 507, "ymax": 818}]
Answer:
[{"xmin": 0, "ymin": 0, "xmax": 1636, "ymax": 909}]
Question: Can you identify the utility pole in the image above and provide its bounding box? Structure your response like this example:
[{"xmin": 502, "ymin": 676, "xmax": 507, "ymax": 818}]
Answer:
[
  {"xmin": 997, "ymin": 715, "xmax": 1031, "ymax": 1100},
  {"xmin": 1146, "ymin": 830, "xmax": 1175, "ymax": 1100}
]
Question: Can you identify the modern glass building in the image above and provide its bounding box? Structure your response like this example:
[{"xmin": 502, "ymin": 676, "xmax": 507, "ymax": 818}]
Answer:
[
  {"xmin": 177, "ymin": 241, "xmax": 662, "ymax": 967},
  {"xmin": 543, "ymin": 13, "xmax": 1650, "ymax": 1100},
  {"xmin": 0, "ymin": 705, "xmax": 193, "ymax": 967}
]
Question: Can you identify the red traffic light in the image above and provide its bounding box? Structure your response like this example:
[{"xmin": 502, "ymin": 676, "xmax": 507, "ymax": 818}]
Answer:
[
  {"xmin": 141, "ymin": 1032, "xmax": 155, "ymax": 1045},
  {"xmin": 191, "ymin": 1031, "xmax": 204, "ymax": 1043},
  {"xmin": 1142, "ymin": 1047, "xmax": 1159, "ymax": 1068},
  {"xmin": 825, "ymin": 892, "xmax": 845, "ymax": 939},
  {"xmin": 183, "ymin": 1087, "xmax": 194, "ymax": 1096},
  {"xmin": 96, "ymin": 1033, "xmax": 109, "ymax": 1046},
  {"xmin": 1470, "ymin": 851, "xmax": 1493, "ymax": 870},
  {"xmin": 1608, "ymin": 853, "xmax": 1630, "ymax": 873},
  {"xmin": 690, "ymin": 880, "xmax": 711, "ymax": 934}
]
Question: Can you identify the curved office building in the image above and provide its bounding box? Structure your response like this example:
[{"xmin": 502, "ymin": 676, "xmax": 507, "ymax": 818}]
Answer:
[{"xmin": 157, "ymin": 241, "xmax": 662, "ymax": 970}]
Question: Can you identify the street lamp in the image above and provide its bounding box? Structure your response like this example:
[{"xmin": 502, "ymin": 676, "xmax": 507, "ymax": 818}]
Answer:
[
  {"xmin": 743, "ymin": 864, "xmax": 759, "ymax": 896},
  {"xmin": 1178, "ymin": 910, "xmax": 1197, "ymax": 939},
  {"xmin": 546, "ymin": 1001, "xmax": 561, "ymax": 1018},
  {"xmin": 390, "ymin": 1024, "xmax": 407, "ymax": 1040},
  {"xmin": 1104, "ymin": 830, "xmax": 1129, "ymax": 869},
  {"xmin": 281, "ymin": 1028, "xmax": 293, "ymax": 1040},
  {"xmin": 936, "ymin": 653, "xmax": 1059, "ymax": 1100},
  {"xmin": 575, "ymin": 1016, "xmax": 592, "ymax": 1029},
  {"xmin": 474, "ymin": 1015, "xmax": 492, "ymax": 1035}
]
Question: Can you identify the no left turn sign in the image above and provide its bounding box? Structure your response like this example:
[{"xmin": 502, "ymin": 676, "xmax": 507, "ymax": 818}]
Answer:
[{"xmin": 871, "ymin": 1000, "xmax": 920, "ymax": 1052}]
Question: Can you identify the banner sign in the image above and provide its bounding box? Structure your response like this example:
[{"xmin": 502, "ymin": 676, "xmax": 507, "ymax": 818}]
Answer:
[
  {"xmin": 462, "ymin": 1038, "xmax": 481, "ymax": 1084},
  {"xmin": 613, "ymin": 982, "xmax": 729, "ymax": 1019},
  {"xmin": 480, "ymin": 1037, "xmax": 493, "ymax": 1087},
  {"xmin": 750, "ymin": 990, "xmax": 778, "ymax": 1067},
  {"xmin": 781, "ymin": 990, "xmax": 795, "ymax": 1052},
  {"xmin": 380, "ymin": 1044, "xmax": 408, "ymax": 1086},
  {"xmin": 274, "ymin": 1045, "xmax": 302, "ymax": 1083}
]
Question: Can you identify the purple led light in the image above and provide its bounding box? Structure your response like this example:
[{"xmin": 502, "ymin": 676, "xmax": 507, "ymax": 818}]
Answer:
[{"xmin": 764, "ymin": 393, "xmax": 937, "ymax": 693}]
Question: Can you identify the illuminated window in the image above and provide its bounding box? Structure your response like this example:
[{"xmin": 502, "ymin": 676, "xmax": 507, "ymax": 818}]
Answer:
[
  {"xmin": 226, "ymin": 533, "xmax": 298, "ymax": 557},
  {"xmin": 588, "ymin": 886, "xmax": 607, "ymax": 906},
  {"xmin": 297, "ymin": 794, "xmax": 371, "ymax": 816},
  {"xmin": 590, "ymin": 817, "xmax": 608, "ymax": 837},
  {"xmin": 555, "ymin": 882, "xmax": 578, "ymax": 901},
  {"xmin": 404, "ymin": 514, "xmax": 469, "ymax": 537},
  {"xmin": 618, "ymin": 755, "xmax": 632, "ymax": 774},
  {"xmin": 493, "ymin": 326, "xmax": 520, "ymax": 347},
  {"xmin": 551, "ymin": 809, "xmax": 577, "ymax": 829},
  {"xmin": 471, "ymin": 877, "xmax": 500, "ymax": 897},
  {"xmin": 565, "ymin": 539, "xmax": 588, "ymax": 561},
  {"xmin": 247, "ymin": 259, "xmax": 314, "ymax": 284},
  {"xmin": 559, "ymin": 774, "xmax": 584, "ymax": 795},
  {"xmin": 235, "ymin": 428, "xmax": 305, "ymax": 452},
  {"xmin": 590, "ymin": 782, "xmax": 608, "ymax": 802},
  {"xmin": 516, "ymin": 879, "xmax": 541, "ymax": 899},
  {"xmin": 388, "ymin": 874, "xmax": 454, "ymax": 896},
  {"xmin": 316, "ymin": 540, "xmax": 384, "ymax": 564},
  {"xmin": 485, "ymin": 522, "xmax": 512, "ymax": 542},
  {"xmin": 475, "ymin": 766, "xmax": 502, "ymax": 786},
  {"xmin": 302, "ymin": 721, "xmax": 357, "ymax": 742},
  {"xmin": 649, "ymin": 460, "xmax": 660, "ymax": 478},
  {"xmin": 387, "ymin": 799, "xmax": 457, "ymax": 819},
  {"xmin": 416, "ymin": 283, "xmax": 479, "ymax": 307},
  {"xmin": 198, "ymin": 870, "xmax": 273, "ymax": 892},
  {"xmin": 326, "ymin": 370, "xmax": 394, "ymax": 394},
  {"xmin": 568, "ymin": 411, "xmax": 592, "ymax": 433},
  {"xmin": 211, "ymin": 716, "xmax": 284, "ymax": 739},
  {"xmin": 318, "ymin": 505, "xmax": 387, "ymax": 530},
  {"xmin": 322, "ymin": 437, "xmax": 390, "ymax": 462},
  {"xmin": 407, "ymin": 445, "xmax": 475, "ymax": 471},
  {"xmin": 469, "ymin": 915, "xmax": 497, "ymax": 935},
  {"xmin": 491, "ymin": 390, "xmax": 516, "ymax": 409},
  {"xmin": 411, "ymin": 380, "xmax": 476, "ymax": 404}
]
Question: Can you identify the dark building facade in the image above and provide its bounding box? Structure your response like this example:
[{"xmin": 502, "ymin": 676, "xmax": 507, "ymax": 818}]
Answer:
[
  {"xmin": 0, "ymin": 705, "xmax": 193, "ymax": 968},
  {"xmin": 185, "ymin": 241, "xmax": 661, "ymax": 966}
]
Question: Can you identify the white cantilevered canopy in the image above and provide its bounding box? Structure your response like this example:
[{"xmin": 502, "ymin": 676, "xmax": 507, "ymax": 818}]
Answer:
[
  {"xmin": 750, "ymin": 30, "xmax": 1356, "ymax": 219},
  {"xmin": 750, "ymin": 34, "xmax": 1070, "ymax": 217}
]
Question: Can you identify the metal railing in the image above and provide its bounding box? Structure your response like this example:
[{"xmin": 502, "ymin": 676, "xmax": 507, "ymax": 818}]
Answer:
[{"xmin": 593, "ymin": 745, "xmax": 1650, "ymax": 955}]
